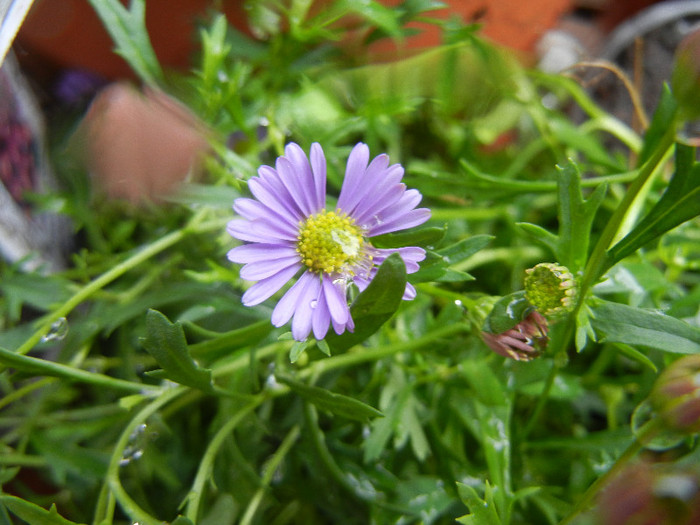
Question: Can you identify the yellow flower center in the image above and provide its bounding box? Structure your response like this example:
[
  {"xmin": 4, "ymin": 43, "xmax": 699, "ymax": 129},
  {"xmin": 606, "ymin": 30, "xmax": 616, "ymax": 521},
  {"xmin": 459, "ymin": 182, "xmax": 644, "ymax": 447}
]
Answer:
[{"xmin": 297, "ymin": 209, "xmax": 364, "ymax": 274}]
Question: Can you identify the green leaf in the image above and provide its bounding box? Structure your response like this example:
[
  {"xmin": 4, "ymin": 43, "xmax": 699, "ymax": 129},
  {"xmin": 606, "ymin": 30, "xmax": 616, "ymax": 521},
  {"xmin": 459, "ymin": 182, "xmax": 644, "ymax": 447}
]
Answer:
[
  {"xmin": 608, "ymin": 143, "xmax": 700, "ymax": 265},
  {"xmin": 482, "ymin": 291, "xmax": 532, "ymax": 334},
  {"xmin": 638, "ymin": 84, "xmax": 678, "ymax": 164},
  {"xmin": 276, "ymin": 375, "xmax": 382, "ymax": 421},
  {"xmin": 326, "ymin": 253, "xmax": 407, "ymax": 352},
  {"xmin": 437, "ymin": 235, "xmax": 494, "ymax": 264},
  {"xmin": 371, "ymin": 226, "xmax": 446, "ymax": 248},
  {"xmin": 0, "ymin": 496, "xmax": 85, "ymax": 525},
  {"xmin": 590, "ymin": 300, "xmax": 700, "ymax": 354},
  {"xmin": 142, "ymin": 309, "xmax": 214, "ymax": 392},
  {"xmin": 87, "ymin": 0, "xmax": 163, "ymax": 84},
  {"xmin": 556, "ymin": 161, "xmax": 607, "ymax": 272},
  {"xmin": 516, "ymin": 222, "xmax": 558, "ymax": 257},
  {"xmin": 456, "ymin": 482, "xmax": 503, "ymax": 525}
]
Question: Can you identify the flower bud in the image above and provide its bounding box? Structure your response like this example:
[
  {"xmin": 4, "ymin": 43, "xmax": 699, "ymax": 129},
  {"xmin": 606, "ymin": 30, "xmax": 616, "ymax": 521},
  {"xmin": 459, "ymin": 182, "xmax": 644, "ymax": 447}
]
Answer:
[
  {"xmin": 481, "ymin": 310, "xmax": 548, "ymax": 361},
  {"xmin": 524, "ymin": 262, "xmax": 576, "ymax": 316},
  {"xmin": 596, "ymin": 461, "xmax": 700, "ymax": 525},
  {"xmin": 651, "ymin": 355, "xmax": 700, "ymax": 435},
  {"xmin": 672, "ymin": 27, "xmax": 700, "ymax": 120}
]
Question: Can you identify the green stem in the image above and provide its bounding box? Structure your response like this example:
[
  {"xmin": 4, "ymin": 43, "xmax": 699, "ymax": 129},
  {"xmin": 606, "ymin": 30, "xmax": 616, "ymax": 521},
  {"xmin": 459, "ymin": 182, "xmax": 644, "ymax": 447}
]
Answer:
[
  {"xmin": 0, "ymin": 346, "xmax": 160, "ymax": 394},
  {"xmin": 102, "ymin": 387, "xmax": 185, "ymax": 525},
  {"xmin": 577, "ymin": 129, "xmax": 676, "ymax": 307},
  {"xmin": 12, "ymin": 216, "xmax": 224, "ymax": 358},
  {"xmin": 239, "ymin": 425, "xmax": 301, "ymax": 525},
  {"xmin": 184, "ymin": 397, "xmax": 264, "ymax": 523},
  {"xmin": 521, "ymin": 360, "xmax": 558, "ymax": 440},
  {"xmin": 298, "ymin": 322, "xmax": 470, "ymax": 380}
]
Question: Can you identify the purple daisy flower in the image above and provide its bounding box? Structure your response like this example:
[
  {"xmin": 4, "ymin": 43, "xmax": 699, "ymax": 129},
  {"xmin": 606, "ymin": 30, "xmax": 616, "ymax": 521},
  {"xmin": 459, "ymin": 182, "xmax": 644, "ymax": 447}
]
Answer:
[{"xmin": 227, "ymin": 142, "xmax": 430, "ymax": 341}]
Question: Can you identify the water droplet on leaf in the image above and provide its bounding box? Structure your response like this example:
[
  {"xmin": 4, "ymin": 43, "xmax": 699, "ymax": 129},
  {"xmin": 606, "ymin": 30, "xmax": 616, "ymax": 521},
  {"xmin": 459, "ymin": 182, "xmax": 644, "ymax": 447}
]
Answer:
[{"xmin": 41, "ymin": 317, "xmax": 69, "ymax": 342}]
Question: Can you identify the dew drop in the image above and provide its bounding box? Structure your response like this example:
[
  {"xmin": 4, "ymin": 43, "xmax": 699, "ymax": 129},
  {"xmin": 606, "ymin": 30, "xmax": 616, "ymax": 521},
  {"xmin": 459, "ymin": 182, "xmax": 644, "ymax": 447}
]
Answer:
[
  {"xmin": 119, "ymin": 424, "xmax": 150, "ymax": 466},
  {"xmin": 41, "ymin": 317, "xmax": 69, "ymax": 343},
  {"xmin": 310, "ymin": 299, "xmax": 318, "ymax": 309}
]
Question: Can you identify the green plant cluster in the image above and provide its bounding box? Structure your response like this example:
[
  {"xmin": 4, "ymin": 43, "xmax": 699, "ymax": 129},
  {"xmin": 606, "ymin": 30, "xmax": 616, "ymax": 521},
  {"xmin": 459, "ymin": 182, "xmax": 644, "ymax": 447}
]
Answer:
[{"xmin": 1, "ymin": 1, "xmax": 700, "ymax": 524}]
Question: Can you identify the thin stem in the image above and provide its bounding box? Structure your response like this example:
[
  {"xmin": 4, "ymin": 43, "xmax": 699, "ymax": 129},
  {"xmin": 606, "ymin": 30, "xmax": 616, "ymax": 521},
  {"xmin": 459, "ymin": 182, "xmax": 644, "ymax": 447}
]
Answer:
[
  {"xmin": 521, "ymin": 361, "xmax": 558, "ymax": 440},
  {"xmin": 577, "ymin": 129, "xmax": 675, "ymax": 307},
  {"xmin": 12, "ymin": 215, "xmax": 224, "ymax": 358},
  {"xmin": 184, "ymin": 397, "xmax": 264, "ymax": 523},
  {"xmin": 0, "ymin": 346, "xmax": 160, "ymax": 394},
  {"xmin": 298, "ymin": 322, "xmax": 470, "ymax": 380},
  {"xmin": 239, "ymin": 424, "xmax": 301, "ymax": 525},
  {"xmin": 103, "ymin": 387, "xmax": 185, "ymax": 525}
]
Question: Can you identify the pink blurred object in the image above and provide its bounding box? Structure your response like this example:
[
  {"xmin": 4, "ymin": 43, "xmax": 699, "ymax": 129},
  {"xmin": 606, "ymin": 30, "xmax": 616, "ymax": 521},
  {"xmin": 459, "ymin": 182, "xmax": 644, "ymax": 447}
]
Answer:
[{"xmin": 76, "ymin": 83, "xmax": 211, "ymax": 205}]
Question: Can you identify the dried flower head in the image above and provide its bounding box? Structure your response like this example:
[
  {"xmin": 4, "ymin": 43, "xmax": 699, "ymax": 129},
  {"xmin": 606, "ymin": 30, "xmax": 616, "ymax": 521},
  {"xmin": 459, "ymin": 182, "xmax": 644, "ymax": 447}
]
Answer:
[
  {"xmin": 524, "ymin": 262, "xmax": 576, "ymax": 316},
  {"xmin": 227, "ymin": 142, "xmax": 430, "ymax": 341},
  {"xmin": 481, "ymin": 310, "xmax": 548, "ymax": 361}
]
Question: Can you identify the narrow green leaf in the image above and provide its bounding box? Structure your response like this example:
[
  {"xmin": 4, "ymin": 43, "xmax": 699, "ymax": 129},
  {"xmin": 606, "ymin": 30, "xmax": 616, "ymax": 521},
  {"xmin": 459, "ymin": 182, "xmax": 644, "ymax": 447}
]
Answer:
[
  {"xmin": 0, "ymin": 346, "xmax": 152, "ymax": 394},
  {"xmin": 87, "ymin": 0, "xmax": 163, "ymax": 84},
  {"xmin": 289, "ymin": 340, "xmax": 309, "ymax": 363},
  {"xmin": 608, "ymin": 143, "xmax": 700, "ymax": 264},
  {"xmin": 638, "ymin": 84, "xmax": 678, "ymax": 164},
  {"xmin": 0, "ymin": 496, "xmax": 85, "ymax": 525},
  {"xmin": 276, "ymin": 375, "xmax": 382, "ymax": 421},
  {"xmin": 590, "ymin": 300, "xmax": 700, "ymax": 354},
  {"xmin": 326, "ymin": 253, "xmax": 407, "ymax": 352},
  {"xmin": 437, "ymin": 235, "xmax": 494, "ymax": 264},
  {"xmin": 371, "ymin": 226, "xmax": 446, "ymax": 249},
  {"xmin": 516, "ymin": 222, "xmax": 558, "ymax": 257},
  {"xmin": 142, "ymin": 309, "xmax": 214, "ymax": 392}
]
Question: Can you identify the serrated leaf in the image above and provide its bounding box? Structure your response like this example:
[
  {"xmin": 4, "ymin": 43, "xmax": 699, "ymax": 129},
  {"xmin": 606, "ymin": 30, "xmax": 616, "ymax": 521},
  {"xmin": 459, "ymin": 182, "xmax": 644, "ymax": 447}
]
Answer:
[
  {"xmin": 326, "ymin": 253, "xmax": 406, "ymax": 352},
  {"xmin": 277, "ymin": 375, "xmax": 382, "ymax": 421},
  {"xmin": 590, "ymin": 300, "xmax": 700, "ymax": 354},
  {"xmin": 608, "ymin": 143, "xmax": 700, "ymax": 265},
  {"xmin": 456, "ymin": 483, "xmax": 502, "ymax": 525},
  {"xmin": 556, "ymin": 161, "xmax": 607, "ymax": 272},
  {"xmin": 0, "ymin": 496, "xmax": 85, "ymax": 525},
  {"xmin": 482, "ymin": 291, "xmax": 532, "ymax": 334},
  {"xmin": 87, "ymin": 0, "xmax": 163, "ymax": 84},
  {"xmin": 142, "ymin": 309, "xmax": 214, "ymax": 392}
]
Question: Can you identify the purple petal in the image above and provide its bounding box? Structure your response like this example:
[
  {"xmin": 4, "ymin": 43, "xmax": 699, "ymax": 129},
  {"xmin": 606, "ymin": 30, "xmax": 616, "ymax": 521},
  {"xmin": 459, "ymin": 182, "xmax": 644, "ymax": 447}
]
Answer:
[
  {"xmin": 233, "ymin": 197, "xmax": 298, "ymax": 227},
  {"xmin": 310, "ymin": 143, "xmax": 327, "ymax": 211},
  {"xmin": 312, "ymin": 289, "xmax": 331, "ymax": 340},
  {"xmin": 242, "ymin": 263, "xmax": 302, "ymax": 306},
  {"xmin": 343, "ymin": 154, "xmax": 392, "ymax": 216},
  {"xmin": 276, "ymin": 156, "xmax": 314, "ymax": 217},
  {"xmin": 352, "ymin": 182, "xmax": 406, "ymax": 228},
  {"xmin": 403, "ymin": 283, "xmax": 417, "ymax": 300},
  {"xmin": 249, "ymin": 172, "xmax": 304, "ymax": 221},
  {"xmin": 284, "ymin": 143, "xmax": 318, "ymax": 214},
  {"xmin": 271, "ymin": 271, "xmax": 313, "ymax": 327},
  {"xmin": 322, "ymin": 278, "xmax": 349, "ymax": 325},
  {"xmin": 291, "ymin": 274, "xmax": 321, "ymax": 340},
  {"xmin": 337, "ymin": 143, "xmax": 370, "ymax": 211},
  {"xmin": 227, "ymin": 243, "xmax": 297, "ymax": 264},
  {"xmin": 227, "ymin": 219, "xmax": 271, "ymax": 243},
  {"xmin": 373, "ymin": 247, "xmax": 426, "ymax": 273},
  {"xmin": 368, "ymin": 208, "xmax": 431, "ymax": 237},
  {"xmin": 240, "ymin": 256, "xmax": 301, "ymax": 280}
]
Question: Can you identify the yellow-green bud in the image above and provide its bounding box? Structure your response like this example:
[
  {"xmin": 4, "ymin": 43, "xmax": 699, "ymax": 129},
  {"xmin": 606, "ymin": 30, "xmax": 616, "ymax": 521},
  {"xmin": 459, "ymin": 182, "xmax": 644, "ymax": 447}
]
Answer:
[{"xmin": 524, "ymin": 263, "xmax": 576, "ymax": 316}]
